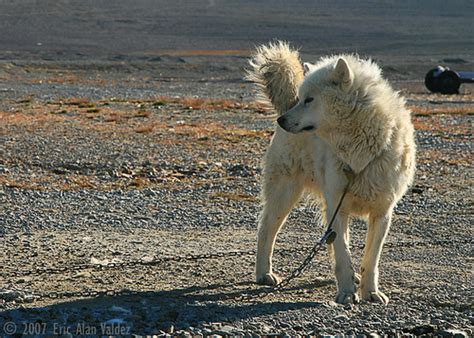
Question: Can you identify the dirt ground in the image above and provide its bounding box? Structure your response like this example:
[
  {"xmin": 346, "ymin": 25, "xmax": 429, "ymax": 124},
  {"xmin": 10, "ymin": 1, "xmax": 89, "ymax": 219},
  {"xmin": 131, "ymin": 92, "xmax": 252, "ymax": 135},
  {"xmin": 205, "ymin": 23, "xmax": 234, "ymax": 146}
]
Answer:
[{"xmin": 1, "ymin": 1, "xmax": 473, "ymax": 336}]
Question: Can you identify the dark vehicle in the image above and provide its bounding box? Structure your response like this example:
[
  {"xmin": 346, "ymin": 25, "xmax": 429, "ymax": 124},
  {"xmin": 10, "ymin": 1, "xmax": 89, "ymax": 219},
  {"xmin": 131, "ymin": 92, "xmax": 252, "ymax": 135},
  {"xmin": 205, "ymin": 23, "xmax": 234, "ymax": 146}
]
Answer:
[{"xmin": 425, "ymin": 66, "xmax": 474, "ymax": 94}]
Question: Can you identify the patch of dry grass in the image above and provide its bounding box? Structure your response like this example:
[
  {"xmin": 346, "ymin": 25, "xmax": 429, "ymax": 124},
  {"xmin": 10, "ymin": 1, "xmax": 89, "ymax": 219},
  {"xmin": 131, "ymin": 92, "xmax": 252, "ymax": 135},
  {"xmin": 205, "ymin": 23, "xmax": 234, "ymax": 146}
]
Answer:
[
  {"xmin": 409, "ymin": 105, "xmax": 474, "ymax": 116},
  {"xmin": 135, "ymin": 122, "xmax": 165, "ymax": 133},
  {"xmin": 210, "ymin": 191, "xmax": 256, "ymax": 202},
  {"xmin": 172, "ymin": 122, "xmax": 270, "ymax": 142},
  {"xmin": 61, "ymin": 98, "xmax": 95, "ymax": 108}
]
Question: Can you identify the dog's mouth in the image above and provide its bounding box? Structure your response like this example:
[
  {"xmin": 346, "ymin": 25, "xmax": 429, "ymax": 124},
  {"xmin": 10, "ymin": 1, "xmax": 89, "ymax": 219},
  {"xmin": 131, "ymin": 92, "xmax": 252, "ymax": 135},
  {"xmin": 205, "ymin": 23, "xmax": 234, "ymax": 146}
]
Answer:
[{"xmin": 301, "ymin": 125, "xmax": 315, "ymax": 132}]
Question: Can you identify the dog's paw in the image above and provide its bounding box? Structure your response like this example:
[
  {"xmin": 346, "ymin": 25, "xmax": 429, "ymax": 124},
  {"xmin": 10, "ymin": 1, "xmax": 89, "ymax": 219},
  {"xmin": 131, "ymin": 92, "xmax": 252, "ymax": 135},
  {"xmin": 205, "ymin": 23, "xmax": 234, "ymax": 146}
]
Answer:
[
  {"xmin": 362, "ymin": 290, "xmax": 389, "ymax": 304},
  {"xmin": 335, "ymin": 291, "xmax": 360, "ymax": 304},
  {"xmin": 256, "ymin": 272, "xmax": 281, "ymax": 286}
]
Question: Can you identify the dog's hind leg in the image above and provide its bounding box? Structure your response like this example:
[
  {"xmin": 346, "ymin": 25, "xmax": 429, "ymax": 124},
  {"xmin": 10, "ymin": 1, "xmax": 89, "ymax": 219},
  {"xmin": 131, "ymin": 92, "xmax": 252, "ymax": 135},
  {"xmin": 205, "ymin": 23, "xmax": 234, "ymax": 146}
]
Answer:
[
  {"xmin": 256, "ymin": 174, "xmax": 303, "ymax": 285},
  {"xmin": 360, "ymin": 210, "xmax": 392, "ymax": 304}
]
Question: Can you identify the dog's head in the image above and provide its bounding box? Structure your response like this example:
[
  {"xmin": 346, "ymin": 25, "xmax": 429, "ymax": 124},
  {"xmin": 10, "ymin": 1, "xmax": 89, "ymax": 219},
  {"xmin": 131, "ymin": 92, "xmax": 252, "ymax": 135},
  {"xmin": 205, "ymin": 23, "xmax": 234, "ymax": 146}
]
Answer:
[{"xmin": 277, "ymin": 57, "xmax": 355, "ymax": 134}]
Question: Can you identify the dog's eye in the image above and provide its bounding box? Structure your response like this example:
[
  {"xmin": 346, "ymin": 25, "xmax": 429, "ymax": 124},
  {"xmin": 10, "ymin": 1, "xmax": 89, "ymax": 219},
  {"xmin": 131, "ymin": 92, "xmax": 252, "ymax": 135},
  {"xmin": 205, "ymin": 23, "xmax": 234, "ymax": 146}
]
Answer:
[{"xmin": 304, "ymin": 97, "xmax": 314, "ymax": 105}]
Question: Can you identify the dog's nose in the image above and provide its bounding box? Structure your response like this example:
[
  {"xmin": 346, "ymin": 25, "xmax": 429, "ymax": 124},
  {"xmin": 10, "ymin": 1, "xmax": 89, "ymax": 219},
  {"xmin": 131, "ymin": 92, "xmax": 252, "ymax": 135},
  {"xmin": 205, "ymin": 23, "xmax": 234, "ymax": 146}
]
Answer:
[{"xmin": 277, "ymin": 116, "xmax": 286, "ymax": 129}]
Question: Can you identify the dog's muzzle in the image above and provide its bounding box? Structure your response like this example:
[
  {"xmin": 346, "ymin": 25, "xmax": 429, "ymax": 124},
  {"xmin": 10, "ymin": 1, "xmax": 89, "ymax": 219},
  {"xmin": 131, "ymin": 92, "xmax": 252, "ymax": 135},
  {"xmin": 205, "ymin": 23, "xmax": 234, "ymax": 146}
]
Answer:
[{"xmin": 277, "ymin": 115, "xmax": 315, "ymax": 133}]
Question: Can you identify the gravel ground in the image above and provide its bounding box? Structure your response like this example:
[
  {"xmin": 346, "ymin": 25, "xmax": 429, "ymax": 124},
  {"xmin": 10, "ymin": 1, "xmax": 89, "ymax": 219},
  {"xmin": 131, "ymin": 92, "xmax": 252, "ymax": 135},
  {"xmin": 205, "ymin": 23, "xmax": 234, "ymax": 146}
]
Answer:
[{"xmin": 0, "ymin": 60, "xmax": 473, "ymax": 337}]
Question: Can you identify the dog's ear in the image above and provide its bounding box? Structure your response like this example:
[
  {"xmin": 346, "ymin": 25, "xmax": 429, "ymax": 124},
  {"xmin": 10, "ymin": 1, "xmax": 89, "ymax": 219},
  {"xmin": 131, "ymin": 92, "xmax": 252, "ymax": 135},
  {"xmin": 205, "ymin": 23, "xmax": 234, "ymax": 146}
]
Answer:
[
  {"xmin": 303, "ymin": 62, "xmax": 315, "ymax": 75},
  {"xmin": 331, "ymin": 58, "xmax": 353, "ymax": 90}
]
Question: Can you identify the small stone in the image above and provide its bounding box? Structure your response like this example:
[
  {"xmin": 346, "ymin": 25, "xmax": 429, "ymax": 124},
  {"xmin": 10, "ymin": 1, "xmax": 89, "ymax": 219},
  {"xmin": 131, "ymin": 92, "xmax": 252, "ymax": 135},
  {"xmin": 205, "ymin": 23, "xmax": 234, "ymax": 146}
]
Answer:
[
  {"xmin": 368, "ymin": 333, "xmax": 381, "ymax": 338},
  {"xmin": 431, "ymin": 318, "xmax": 445, "ymax": 325},
  {"xmin": 220, "ymin": 325, "xmax": 237, "ymax": 332},
  {"xmin": 409, "ymin": 324, "xmax": 435, "ymax": 335},
  {"xmin": 293, "ymin": 324, "xmax": 304, "ymax": 331},
  {"xmin": 210, "ymin": 322, "xmax": 222, "ymax": 330},
  {"xmin": 143, "ymin": 188, "xmax": 157, "ymax": 196},
  {"xmin": 214, "ymin": 325, "xmax": 240, "ymax": 336},
  {"xmin": 344, "ymin": 303, "xmax": 355, "ymax": 310},
  {"xmin": 73, "ymin": 271, "xmax": 92, "ymax": 278},
  {"xmin": 0, "ymin": 290, "xmax": 22, "ymax": 302},
  {"xmin": 335, "ymin": 314, "xmax": 349, "ymax": 321},
  {"xmin": 439, "ymin": 329, "xmax": 468, "ymax": 338},
  {"xmin": 15, "ymin": 276, "xmax": 32, "ymax": 283}
]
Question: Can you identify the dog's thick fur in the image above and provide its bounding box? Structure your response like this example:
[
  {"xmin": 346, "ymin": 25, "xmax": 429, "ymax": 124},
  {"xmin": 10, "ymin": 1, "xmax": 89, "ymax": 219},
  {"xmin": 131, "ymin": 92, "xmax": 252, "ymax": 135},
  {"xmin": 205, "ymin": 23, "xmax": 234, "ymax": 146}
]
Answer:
[{"xmin": 247, "ymin": 42, "xmax": 416, "ymax": 304}]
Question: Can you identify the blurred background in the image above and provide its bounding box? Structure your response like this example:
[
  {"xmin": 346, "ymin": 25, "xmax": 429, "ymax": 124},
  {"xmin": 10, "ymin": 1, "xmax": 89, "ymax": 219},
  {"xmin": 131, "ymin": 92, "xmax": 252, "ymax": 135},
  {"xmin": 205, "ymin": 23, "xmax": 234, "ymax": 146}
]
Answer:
[{"xmin": 1, "ymin": 0, "xmax": 473, "ymax": 61}]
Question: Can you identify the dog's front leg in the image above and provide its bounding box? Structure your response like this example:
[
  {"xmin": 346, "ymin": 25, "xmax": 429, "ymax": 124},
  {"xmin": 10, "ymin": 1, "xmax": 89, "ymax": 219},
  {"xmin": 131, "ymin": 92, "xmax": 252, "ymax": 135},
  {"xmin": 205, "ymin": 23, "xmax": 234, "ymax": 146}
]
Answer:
[
  {"xmin": 360, "ymin": 210, "xmax": 392, "ymax": 304},
  {"xmin": 323, "ymin": 165, "xmax": 358, "ymax": 304},
  {"xmin": 256, "ymin": 175, "xmax": 303, "ymax": 285},
  {"xmin": 329, "ymin": 209, "xmax": 359, "ymax": 304}
]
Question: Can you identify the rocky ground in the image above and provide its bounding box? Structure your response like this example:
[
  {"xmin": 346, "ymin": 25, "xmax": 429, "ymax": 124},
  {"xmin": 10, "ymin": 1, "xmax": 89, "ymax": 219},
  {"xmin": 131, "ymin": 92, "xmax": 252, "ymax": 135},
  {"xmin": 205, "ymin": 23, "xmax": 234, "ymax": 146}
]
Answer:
[{"xmin": 0, "ymin": 58, "xmax": 473, "ymax": 337}]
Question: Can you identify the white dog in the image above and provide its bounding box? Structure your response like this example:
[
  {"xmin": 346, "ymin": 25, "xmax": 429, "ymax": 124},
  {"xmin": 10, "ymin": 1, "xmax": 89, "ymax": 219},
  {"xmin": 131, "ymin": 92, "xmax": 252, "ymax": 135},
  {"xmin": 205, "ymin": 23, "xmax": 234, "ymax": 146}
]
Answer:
[{"xmin": 247, "ymin": 42, "xmax": 416, "ymax": 304}]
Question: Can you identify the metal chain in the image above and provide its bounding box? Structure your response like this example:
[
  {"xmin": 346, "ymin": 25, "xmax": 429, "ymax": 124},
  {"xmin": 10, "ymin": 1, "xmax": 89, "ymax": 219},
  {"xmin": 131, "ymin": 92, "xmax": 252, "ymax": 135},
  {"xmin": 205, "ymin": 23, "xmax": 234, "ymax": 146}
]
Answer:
[
  {"xmin": 1, "ymin": 249, "xmax": 258, "ymax": 278},
  {"xmin": 2, "ymin": 237, "xmax": 467, "ymax": 280},
  {"xmin": 2, "ymin": 237, "xmax": 471, "ymax": 303}
]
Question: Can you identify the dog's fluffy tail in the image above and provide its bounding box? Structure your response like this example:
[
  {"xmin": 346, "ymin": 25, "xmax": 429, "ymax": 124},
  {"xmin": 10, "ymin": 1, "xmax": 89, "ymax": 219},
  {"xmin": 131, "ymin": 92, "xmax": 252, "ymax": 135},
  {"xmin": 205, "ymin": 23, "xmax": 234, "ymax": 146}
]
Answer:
[{"xmin": 246, "ymin": 41, "xmax": 304, "ymax": 115}]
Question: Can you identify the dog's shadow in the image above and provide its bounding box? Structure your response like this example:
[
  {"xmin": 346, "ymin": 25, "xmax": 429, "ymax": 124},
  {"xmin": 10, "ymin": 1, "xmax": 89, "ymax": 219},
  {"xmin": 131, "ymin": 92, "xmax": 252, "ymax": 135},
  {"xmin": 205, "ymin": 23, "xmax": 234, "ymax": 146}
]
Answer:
[{"xmin": 1, "ymin": 279, "xmax": 333, "ymax": 334}]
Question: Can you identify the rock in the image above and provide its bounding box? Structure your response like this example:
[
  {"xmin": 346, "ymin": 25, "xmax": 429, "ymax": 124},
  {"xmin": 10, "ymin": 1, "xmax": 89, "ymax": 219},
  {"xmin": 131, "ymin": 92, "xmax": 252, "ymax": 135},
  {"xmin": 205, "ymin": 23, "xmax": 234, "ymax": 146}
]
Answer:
[
  {"xmin": 143, "ymin": 188, "xmax": 157, "ymax": 197},
  {"xmin": 22, "ymin": 294, "xmax": 35, "ymax": 303},
  {"xmin": 0, "ymin": 289, "xmax": 23, "ymax": 302},
  {"xmin": 215, "ymin": 325, "xmax": 238, "ymax": 335},
  {"xmin": 210, "ymin": 322, "xmax": 222, "ymax": 330},
  {"xmin": 335, "ymin": 314, "xmax": 349, "ymax": 321},
  {"xmin": 15, "ymin": 276, "xmax": 32, "ymax": 283},
  {"xmin": 293, "ymin": 325, "xmax": 304, "ymax": 331},
  {"xmin": 169, "ymin": 325, "xmax": 176, "ymax": 334},
  {"xmin": 227, "ymin": 164, "xmax": 253, "ymax": 177},
  {"xmin": 368, "ymin": 333, "xmax": 381, "ymax": 338},
  {"xmin": 431, "ymin": 318, "xmax": 446, "ymax": 325},
  {"xmin": 73, "ymin": 271, "xmax": 92, "ymax": 278},
  {"xmin": 409, "ymin": 324, "xmax": 435, "ymax": 335},
  {"xmin": 439, "ymin": 329, "xmax": 468, "ymax": 338}
]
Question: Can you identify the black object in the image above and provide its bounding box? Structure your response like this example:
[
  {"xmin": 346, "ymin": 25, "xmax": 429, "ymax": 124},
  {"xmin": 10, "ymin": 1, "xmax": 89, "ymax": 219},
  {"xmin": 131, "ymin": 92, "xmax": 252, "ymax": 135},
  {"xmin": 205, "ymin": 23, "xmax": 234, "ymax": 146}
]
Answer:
[{"xmin": 425, "ymin": 66, "xmax": 474, "ymax": 94}]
